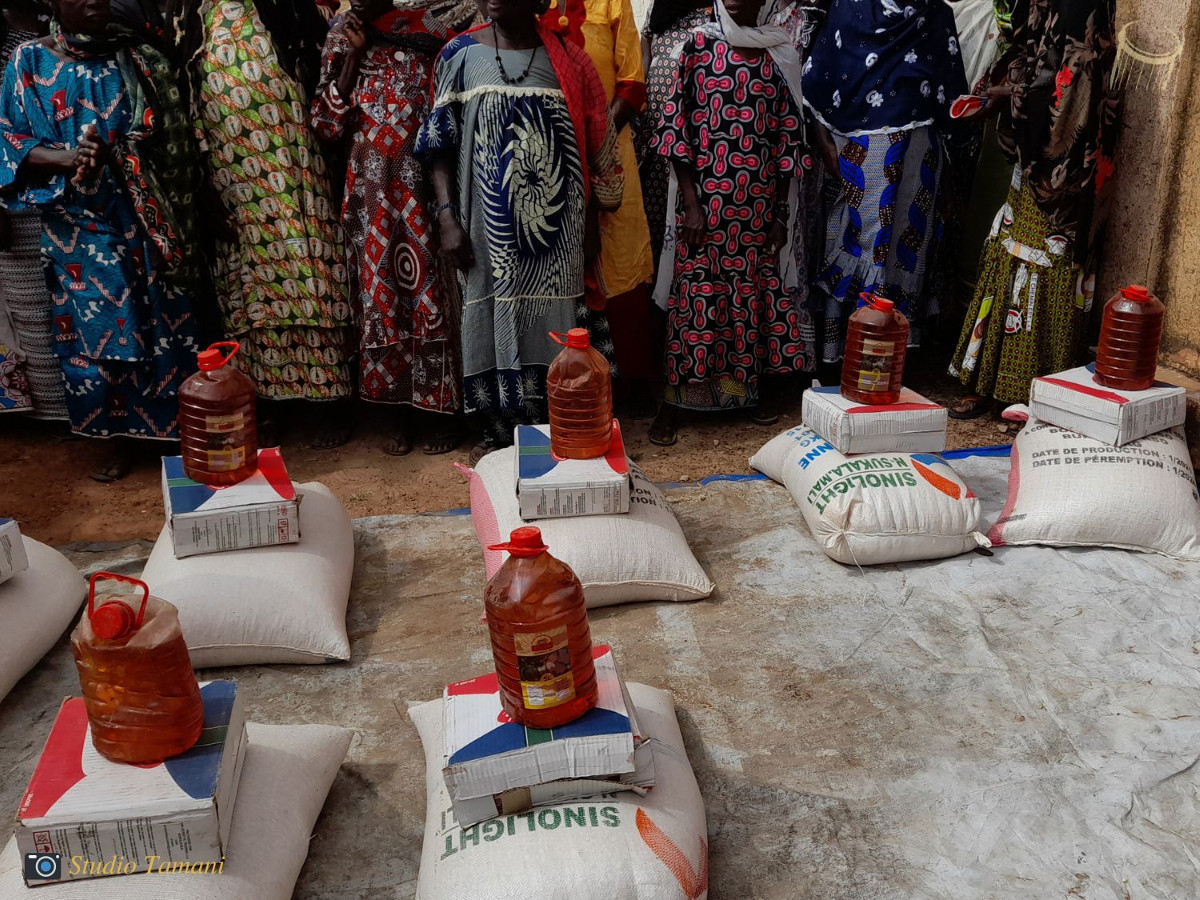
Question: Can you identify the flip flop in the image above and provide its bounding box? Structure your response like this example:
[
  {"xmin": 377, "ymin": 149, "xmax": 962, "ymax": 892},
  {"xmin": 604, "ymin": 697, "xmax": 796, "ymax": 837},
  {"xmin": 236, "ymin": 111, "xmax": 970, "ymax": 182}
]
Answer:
[
  {"xmin": 423, "ymin": 430, "xmax": 465, "ymax": 456},
  {"xmin": 948, "ymin": 396, "xmax": 992, "ymax": 420},
  {"xmin": 383, "ymin": 433, "xmax": 414, "ymax": 457}
]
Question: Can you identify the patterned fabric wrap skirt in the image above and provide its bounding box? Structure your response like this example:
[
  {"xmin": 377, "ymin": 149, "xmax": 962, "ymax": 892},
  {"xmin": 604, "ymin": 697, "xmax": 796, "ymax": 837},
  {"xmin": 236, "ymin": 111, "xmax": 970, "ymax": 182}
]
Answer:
[
  {"xmin": 815, "ymin": 125, "xmax": 944, "ymax": 362},
  {"xmin": 0, "ymin": 211, "xmax": 67, "ymax": 419},
  {"xmin": 950, "ymin": 168, "xmax": 1090, "ymax": 405}
]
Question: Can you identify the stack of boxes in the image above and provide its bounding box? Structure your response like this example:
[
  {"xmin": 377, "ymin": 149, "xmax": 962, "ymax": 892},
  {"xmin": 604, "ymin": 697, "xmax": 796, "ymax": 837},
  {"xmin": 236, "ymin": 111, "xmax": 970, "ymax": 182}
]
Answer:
[
  {"xmin": 15, "ymin": 682, "xmax": 247, "ymax": 887},
  {"xmin": 801, "ymin": 383, "xmax": 950, "ymax": 455},
  {"xmin": 161, "ymin": 448, "xmax": 301, "ymax": 558},
  {"xmin": 1028, "ymin": 365, "xmax": 1187, "ymax": 448},
  {"xmin": 514, "ymin": 422, "xmax": 631, "ymax": 520},
  {"xmin": 436, "ymin": 645, "xmax": 654, "ymax": 828},
  {"xmin": 0, "ymin": 517, "xmax": 29, "ymax": 586}
]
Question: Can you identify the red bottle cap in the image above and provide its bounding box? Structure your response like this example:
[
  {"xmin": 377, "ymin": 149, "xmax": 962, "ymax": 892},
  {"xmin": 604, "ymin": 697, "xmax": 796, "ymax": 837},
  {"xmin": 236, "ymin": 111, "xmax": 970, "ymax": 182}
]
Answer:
[
  {"xmin": 91, "ymin": 600, "xmax": 137, "ymax": 640},
  {"xmin": 489, "ymin": 527, "xmax": 549, "ymax": 558},
  {"xmin": 1120, "ymin": 285, "xmax": 1154, "ymax": 302},
  {"xmin": 863, "ymin": 293, "xmax": 894, "ymax": 313},
  {"xmin": 196, "ymin": 341, "xmax": 241, "ymax": 371},
  {"xmin": 550, "ymin": 328, "xmax": 591, "ymax": 350}
]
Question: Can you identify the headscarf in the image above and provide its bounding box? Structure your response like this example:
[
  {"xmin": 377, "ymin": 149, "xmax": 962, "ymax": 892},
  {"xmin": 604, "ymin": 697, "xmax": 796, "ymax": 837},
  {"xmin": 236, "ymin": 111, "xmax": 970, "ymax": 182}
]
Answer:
[
  {"xmin": 801, "ymin": 0, "xmax": 967, "ymax": 136},
  {"xmin": 168, "ymin": 0, "xmax": 329, "ymax": 100},
  {"xmin": 50, "ymin": 17, "xmax": 200, "ymax": 277},
  {"xmin": 988, "ymin": 0, "xmax": 1118, "ymax": 261},
  {"xmin": 651, "ymin": 0, "xmax": 808, "ymax": 309},
  {"xmin": 368, "ymin": 2, "xmax": 475, "ymax": 53},
  {"xmin": 696, "ymin": 0, "xmax": 803, "ymax": 112}
]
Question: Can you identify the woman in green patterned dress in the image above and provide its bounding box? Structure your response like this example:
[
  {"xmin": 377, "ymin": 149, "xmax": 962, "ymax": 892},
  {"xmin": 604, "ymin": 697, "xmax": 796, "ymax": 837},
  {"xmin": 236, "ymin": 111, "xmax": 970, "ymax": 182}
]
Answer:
[
  {"xmin": 171, "ymin": 0, "xmax": 354, "ymax": 447},
  {"xmin": 948, "ymin": 0, "xmax": 1119, "ymax": 414}
]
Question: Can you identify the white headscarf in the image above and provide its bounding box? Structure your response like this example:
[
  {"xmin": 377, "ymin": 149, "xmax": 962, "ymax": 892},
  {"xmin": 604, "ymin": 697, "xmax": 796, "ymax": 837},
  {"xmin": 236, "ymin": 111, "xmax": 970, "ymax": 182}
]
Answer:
[
  {"xmin": 703, "ymin": 0, "xmax": 804, "ymax": 110},
  {"xmin": 652, "ymin": 0, "xmax": 806, "ymax": 309}
]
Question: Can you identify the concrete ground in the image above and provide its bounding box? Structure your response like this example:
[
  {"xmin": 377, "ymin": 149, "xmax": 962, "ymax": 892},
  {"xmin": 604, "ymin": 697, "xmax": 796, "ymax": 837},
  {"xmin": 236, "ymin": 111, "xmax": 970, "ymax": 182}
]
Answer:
[{"xmin": 2, "ymin": 455, "xmax": 1198, "ymax": 898}]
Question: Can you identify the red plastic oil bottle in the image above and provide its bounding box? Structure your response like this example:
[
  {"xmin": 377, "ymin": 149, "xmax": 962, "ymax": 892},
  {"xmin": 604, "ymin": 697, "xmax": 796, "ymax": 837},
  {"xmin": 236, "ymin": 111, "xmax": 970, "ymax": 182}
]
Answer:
[
  {"xmin": 546, "ymin": 328, "xmax": 613, "ymax": 459},
  {"xmin": 841, "ymin": 293, "xmax": 910, "ymax": 404},
  {"xmin": 179, "ymin": 341, "xmax": 258, "ymax": 486},
  {"xmin": 71, "ymin": 573, "xmax": 204, "ymax": 764},
  {"xmin": 484, "ymin": 528, "xmax": 598, "ymax": 728},
  {"xmin": 1094, "ymin": 284, "xmax": 1166, "ymax": 391}
]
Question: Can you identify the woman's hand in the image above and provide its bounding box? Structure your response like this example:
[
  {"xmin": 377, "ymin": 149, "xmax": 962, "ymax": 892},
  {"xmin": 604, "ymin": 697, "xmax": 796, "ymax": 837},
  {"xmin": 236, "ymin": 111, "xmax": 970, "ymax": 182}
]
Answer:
[
  {"xmin": 766, "ymin": 218, "xmax": 787, "ymax": 256},
  {"xmin": 438, "ymin": 210, "xmax": 475, "ymax": 271},
  {"xmin": 813, "ymin": 121, "xmax": 839, "ymax": 179},
  {"xmin": 72, "ymin": 124, "xmax": 111, "ymax": 184},
  {"xmin": 336, "ymin": 13, "xmax": 369, "ymax": 99},
  {"xmin": 678, "ymin": 199, "xmax": 707, "ymax": 246}
]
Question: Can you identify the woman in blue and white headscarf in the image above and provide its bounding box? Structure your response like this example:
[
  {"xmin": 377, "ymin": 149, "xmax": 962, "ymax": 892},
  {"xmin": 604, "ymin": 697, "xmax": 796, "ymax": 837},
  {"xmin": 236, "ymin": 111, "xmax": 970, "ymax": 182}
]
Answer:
[{"xmin": 802, "ymin": 0, "xmax": 967, "ymax": 363}]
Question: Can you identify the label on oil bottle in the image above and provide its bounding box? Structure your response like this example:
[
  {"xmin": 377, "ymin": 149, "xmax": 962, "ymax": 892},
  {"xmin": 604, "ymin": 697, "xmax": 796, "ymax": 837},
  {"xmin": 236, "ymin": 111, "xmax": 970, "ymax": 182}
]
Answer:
[
  {"xmin": 514, "ymin": 626, "xmax": 576, "ymax": 710},
  {"xmin": 204, "ymin": 413, "xmax": 248, "ymax": 471},
  {"xmin": 857, "ymin": 339, "xmax": 895, "ymax": 392}
]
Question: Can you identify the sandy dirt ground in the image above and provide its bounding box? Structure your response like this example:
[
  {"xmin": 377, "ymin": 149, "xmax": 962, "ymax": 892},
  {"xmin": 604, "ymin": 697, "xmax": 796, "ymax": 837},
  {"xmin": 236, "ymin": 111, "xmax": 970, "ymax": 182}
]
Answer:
[{"xmin": 0, "ymin": 356, "xmax": 1010, "ymax": 545}]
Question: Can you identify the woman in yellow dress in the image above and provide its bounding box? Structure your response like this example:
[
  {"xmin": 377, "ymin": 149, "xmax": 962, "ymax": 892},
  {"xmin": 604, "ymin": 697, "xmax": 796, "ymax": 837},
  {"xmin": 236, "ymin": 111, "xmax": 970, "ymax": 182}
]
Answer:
[{"xmin": 542, "ymin": 0, "xmax": 657, "ymax": 417}]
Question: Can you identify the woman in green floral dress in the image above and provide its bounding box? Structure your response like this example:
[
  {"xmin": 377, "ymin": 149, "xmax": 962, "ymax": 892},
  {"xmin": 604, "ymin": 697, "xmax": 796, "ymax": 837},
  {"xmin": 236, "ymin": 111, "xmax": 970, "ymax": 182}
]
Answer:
[{"xmin": 173, "ymin": 0, "xmax": 354, "ymax": 446}]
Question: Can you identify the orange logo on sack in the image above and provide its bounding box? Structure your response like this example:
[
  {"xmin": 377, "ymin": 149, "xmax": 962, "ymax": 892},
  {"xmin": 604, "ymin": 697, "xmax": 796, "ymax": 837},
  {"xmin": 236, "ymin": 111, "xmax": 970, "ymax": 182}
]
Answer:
[
  {"xmin": 911, "ymin": 456, "xmax": 969, "ymax": 500},
  {"xmin": 637, "ymin": 809, "xmax": 708, "ymax": 899}
]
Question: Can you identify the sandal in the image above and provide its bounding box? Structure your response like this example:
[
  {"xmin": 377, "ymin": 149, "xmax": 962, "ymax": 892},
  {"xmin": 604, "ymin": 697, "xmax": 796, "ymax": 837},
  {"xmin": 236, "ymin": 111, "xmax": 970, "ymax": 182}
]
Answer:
[
  {"xmin": 469, "ymin": 438, "xmax": 500, "ymax": 466},
  {"xmin": 423, "ymin": 429, "xmax": 465, "ymax": 456},
  {"xmin": 383, "ymin": 431, "xmax": 414, "ymax": 457},
  {"xmin": 948, "ymin": 395, "xmax": 992, "ymax": 420},
  {"xmin": 648, "ymin": 406, "xmax": 678, "ymax": 447},
  {"xmin": 751, "ymin": 410, "xmax": 780, "ymax": 426}
]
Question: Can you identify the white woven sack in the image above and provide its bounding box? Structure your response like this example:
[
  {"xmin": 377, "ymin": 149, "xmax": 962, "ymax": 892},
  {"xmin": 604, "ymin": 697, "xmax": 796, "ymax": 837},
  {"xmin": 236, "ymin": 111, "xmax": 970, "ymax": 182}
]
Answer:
[
  {"xmin": 0, "ymin": 722, "xmax": 351, "ymax": 899},
  {"xmin": 990, "ymin": 414, "xmax": 1200, "ymax": 559},
  {"xmin": 750, "ymin": 426, "xmax": 987, "ymax": 565},
  {"xmin": 141, "ymin": 483, "xmax": 354, "ymax": 667},
  {"xmin": 0, "ymin": 539, "xmax": 85, "ymax": 704},
  {"xmin": 412, "ymin": 682, "xmax": 708, "ymax": 900},
  {"xmin": 460, "ymin": 449, "xmax": 714, "ymax": 607}
]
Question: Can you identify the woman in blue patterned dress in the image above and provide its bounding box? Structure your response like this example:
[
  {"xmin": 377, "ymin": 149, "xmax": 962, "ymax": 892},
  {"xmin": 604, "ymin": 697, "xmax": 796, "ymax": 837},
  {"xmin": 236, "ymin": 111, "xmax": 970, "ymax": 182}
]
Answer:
[
  {"xmin": 415, "ymin": 0, "xmax": 623, "ymax": 462},
  {"xmin": 0, "ymin": 0, "xmax": 201, "ymax": 480},
  {"xmin": 802, "ymin": 0, "xmax": 967, "ymax": 364}
]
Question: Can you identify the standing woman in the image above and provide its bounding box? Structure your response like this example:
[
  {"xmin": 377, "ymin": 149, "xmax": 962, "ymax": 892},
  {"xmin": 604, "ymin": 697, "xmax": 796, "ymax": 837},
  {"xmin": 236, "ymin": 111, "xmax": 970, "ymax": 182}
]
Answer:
[
  {"xmin": 0, "ymin": 0, "xmax": 55, "ymax": 418},
  {"xmin": 647, "ymin": 0, "xmax": 812, "ymax": 445},
  {"xmin": 802, "ymin": 0, "xmax": 967, "ymax": 364},
  {"xmin": 541, "ymin": 0, "xmax": 657, "ymax": 417},
  {"xmin": 0, "ymin": 0, "xmax": 203, "ymax": 479},
  {"xmin": 635, "ymin": 0, "xmax": 710, "ymax": 264},
  {"xmin": 949, "ymin": 0, "xmax": 1119, "ymax": 414},
  {"xmin": 312, "ymin": 0, "xmax": 474, "ymax": 457},
  {"xmin": 172, "ymin": 0, "xmax": 354, "ymax": 448},
  {"xmin": 415, "ymin": 0, "xmax": 624, "ymax": 462}
]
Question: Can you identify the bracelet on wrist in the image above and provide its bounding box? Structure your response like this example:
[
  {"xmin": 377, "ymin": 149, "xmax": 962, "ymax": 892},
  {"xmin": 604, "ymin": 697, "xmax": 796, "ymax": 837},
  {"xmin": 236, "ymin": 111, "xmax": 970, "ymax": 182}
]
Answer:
[{"xmin": 433, "ymin": 202, "xmax": 459, "ymax": 221}]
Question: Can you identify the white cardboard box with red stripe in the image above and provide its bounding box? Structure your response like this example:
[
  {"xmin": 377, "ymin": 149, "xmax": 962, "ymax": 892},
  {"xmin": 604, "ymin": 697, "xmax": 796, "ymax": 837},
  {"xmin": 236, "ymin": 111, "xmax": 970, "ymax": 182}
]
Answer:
[
  {"xmin": 15, "ymin": 681, "xmax": 246, "ymax": 886},
  {"xmin": 802, "ymin": 385, "xmax": 948, "ymax": 455},
  {"xmin": 1029, "ymin": 365, "xmax": 1186, "ymax": 447},
  {"xmin": 441, "ymin": 646, "xmax": 655, "ymax": 827}
]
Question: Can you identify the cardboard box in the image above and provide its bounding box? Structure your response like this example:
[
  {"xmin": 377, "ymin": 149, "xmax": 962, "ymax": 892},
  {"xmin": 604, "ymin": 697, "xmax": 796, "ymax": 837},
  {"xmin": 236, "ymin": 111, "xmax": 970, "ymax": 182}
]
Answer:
[
  {"xmin": 16, "ymin": 681, "xmax": 247, "ymax": 886},
  {"xmin": 515, "ymin": 422, "xmax": 631, "ymax": 520},
  {"xmin": 1030, "ymin": 365, "xmax": 1187, "ymax": 447},
  {"xmin": 802, "ymin": 384, "xmax": 948, "ymax": 454},
  {"xmin": 162, "ymin": 449, "xmax": 301, "ymax": 558},
  {"xmin": 450, "ymin": 728, "xmax": 656, "ymax": 828},
  {"xmin": 0, "ymin": 517, "xmax": 29, "ymax": 585},
  {"xmin": 442, "ymin": 646, "xmax": 653, "ymax": 826}
]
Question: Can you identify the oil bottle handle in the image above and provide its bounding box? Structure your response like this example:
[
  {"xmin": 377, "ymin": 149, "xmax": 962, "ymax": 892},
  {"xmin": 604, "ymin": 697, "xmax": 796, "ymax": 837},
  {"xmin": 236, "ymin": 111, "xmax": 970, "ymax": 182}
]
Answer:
[
  {"xmin": 210, "ymin": 341, "xmax": 241, "ymax": 365},
  {"xmin": 88, "ymin": 572, "xmax": 150, "ymax": 628},
  {"xmin": 549, "ymin": 332, "xmax": 569, "ymax": 347}
]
